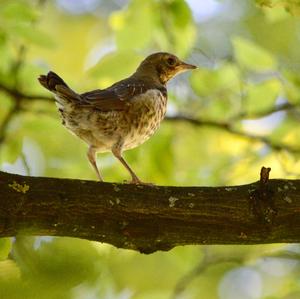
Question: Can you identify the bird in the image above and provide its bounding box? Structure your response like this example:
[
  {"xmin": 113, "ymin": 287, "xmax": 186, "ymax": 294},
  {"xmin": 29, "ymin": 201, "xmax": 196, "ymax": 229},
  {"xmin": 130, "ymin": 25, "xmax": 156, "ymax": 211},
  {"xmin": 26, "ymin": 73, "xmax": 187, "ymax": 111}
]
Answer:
[{"xmin": 38, "ymin": 52, "xmax": 197, "ymax": 184}]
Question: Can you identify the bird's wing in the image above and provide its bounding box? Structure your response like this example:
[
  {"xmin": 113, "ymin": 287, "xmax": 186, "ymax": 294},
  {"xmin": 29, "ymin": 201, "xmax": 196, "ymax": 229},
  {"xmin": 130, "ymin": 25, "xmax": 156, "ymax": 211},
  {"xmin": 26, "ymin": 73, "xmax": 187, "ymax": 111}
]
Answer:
[{"xmin": 79, "ymin": 79, "xmax": 166, "ymax": 112}]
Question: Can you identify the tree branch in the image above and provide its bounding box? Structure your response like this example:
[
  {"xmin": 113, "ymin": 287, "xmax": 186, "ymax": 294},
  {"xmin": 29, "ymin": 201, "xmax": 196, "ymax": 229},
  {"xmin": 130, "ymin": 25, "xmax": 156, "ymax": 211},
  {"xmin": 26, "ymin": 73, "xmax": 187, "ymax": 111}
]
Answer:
[
  {"xmin": 0, "ymin": 83, "xmax": 52, "ymax": 101},
  {"xmin": 1, "ymin": 169, "xmax": 300, "ymax": 254},
  {"xmin": 0, "ymin": 45, "xmax": 51, "ymax": 147},
  {"xmin": 231, "ymin": 102, "xmax": 296, "ymax": 120},
  {"xmin": 165, "ymin": 114, "xmax": 300, "ymax": 154}
]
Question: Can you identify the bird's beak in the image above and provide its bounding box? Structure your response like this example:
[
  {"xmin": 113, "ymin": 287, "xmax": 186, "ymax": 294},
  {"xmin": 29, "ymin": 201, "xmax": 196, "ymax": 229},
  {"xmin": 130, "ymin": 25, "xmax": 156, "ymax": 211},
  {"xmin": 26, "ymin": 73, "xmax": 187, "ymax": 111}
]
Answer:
[{"xmin": 180, "ymin": 62, "xmax": 197, "ymax": 70}]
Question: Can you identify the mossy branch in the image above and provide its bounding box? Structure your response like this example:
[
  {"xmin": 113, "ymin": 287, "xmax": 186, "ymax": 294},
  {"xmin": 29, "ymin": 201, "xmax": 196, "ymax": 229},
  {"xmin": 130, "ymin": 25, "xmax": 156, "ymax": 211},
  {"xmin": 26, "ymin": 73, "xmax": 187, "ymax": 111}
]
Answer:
[{"xmin": 0, "ymin": 169, "xmax": 299, "ymax": 254}]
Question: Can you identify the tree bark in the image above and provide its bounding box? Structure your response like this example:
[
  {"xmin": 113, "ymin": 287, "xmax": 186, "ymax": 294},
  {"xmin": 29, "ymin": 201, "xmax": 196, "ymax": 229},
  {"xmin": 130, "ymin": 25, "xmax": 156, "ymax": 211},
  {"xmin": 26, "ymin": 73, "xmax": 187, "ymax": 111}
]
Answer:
[{"xmin": 0, "ymin": 170, "xmax": 299, "ymax": 253}]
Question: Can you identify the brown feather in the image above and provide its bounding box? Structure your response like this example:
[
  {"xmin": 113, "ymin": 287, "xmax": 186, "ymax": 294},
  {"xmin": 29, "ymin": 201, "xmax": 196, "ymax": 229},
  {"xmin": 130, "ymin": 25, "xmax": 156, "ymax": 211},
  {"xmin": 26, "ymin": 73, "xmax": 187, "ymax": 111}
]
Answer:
[{"xmin": 79, "ymin": 78, "xmax": 167, "ymax": 112}]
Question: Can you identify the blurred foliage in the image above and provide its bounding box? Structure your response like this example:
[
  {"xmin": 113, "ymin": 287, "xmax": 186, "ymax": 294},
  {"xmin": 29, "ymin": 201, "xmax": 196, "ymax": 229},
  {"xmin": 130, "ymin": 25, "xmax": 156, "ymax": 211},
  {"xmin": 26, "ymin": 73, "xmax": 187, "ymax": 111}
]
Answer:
[
  {"xmin": 256, "ymin": 0, "xmax": 300, "ymax": 15},
  {"xmin": 1, "ymin": 0, "xmax": 300, "ymax": 298}
]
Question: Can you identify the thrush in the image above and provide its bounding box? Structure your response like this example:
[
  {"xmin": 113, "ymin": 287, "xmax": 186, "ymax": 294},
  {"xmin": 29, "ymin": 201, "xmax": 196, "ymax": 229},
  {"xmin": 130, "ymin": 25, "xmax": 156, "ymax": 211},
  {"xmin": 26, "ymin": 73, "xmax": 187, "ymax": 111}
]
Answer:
[{"xmin": 38, "ymin": 52, "xmax": 196, "ymax": 184}]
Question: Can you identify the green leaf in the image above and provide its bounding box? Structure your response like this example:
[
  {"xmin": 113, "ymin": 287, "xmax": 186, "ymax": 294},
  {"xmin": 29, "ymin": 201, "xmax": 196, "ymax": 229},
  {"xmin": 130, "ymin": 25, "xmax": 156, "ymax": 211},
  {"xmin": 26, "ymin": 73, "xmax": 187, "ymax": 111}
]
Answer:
[
  {"xmin": 243, "ymin": 79, "xmax": 281, "ymax": 114},
  {"xmin": 270, "ymin": 116, "xmax": 300, "ymax": 146},
  {"xmin": 109, "ymin": 0, "xmax": 156, "ymax": 50},
  {"xmin": 0, "ymin": 238, "xmax": 12, "ymax": 261},
  {"xmin": 256, "ymin": 0, "xmax": 300, "ymax": 16},
  {"xmin": 160, "ymin": 0, "xmax": 196, "ymax": 56},
  {"xmin": 1, "ymin": 143, "xmax": 22, "ymax": 165},
  {"xmin": 190, "ymin": 63, "xmax": 242, "ymax": 119},
  {"xmin": 0, "ymin": 94, "xmax": 13, "ymax": 122},
  {"xmin": 190, "ymin": 63, "xmax": 240, "ymax": 97},
  {"xmin": 109, "ymin": 0, "xmax": 196, "ymax": 56},
  {"xmin": 1, "ymin": 2, "xmax": 39, "ymax": 23},
  {"xmin": 8, "ymin": 24, "xmax": 55, "ymax": 48},
  {"xmin": 0, "ymin": 130, "xmax": 23, "ymax": 164},
  {"xmin": 232, "ymin": 36, "xmax": 277, "ymax": 71},
  {"xmin": 89, "ymin": 51, "xmax": 142, "ymax": 87},
  {"xmin": 13, "ymin": 237, "xmax": 101, "ymax": 287},
  {"xmin": 283, "ymin": 70, "xmax": 300, "ymax": 104},
  {"xmin": 0, "ymin": 48, "xmax": 10, "ymax": 74}
]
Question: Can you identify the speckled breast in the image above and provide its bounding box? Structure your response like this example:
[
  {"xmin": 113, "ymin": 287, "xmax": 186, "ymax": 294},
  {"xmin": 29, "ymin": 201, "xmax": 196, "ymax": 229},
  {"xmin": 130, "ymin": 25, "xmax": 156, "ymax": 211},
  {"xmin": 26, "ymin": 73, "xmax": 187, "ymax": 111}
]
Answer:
[{"xmin": 123, "ymin": 89, "xmax": 167, "ymax": 150}]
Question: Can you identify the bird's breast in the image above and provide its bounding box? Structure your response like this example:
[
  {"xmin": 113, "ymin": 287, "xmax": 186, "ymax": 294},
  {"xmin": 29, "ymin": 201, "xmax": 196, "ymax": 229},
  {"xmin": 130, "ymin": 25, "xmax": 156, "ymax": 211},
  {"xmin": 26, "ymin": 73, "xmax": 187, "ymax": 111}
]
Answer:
[{"xmin": 123, "ymin": 89, "xmax": 167, "ymax": 149}]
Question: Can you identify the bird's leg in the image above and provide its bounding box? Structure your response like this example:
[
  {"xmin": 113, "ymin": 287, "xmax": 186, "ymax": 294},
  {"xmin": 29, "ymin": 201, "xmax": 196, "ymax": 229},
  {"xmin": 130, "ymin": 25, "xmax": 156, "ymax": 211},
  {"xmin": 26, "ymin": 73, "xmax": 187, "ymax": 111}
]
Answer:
[
  {"xmin": 87, "ymin": 146, "xmax": 103, "ymax": 181},
  {"xmin": 112, "ymin": 142, "xmax": 142, "ymax": 184}
]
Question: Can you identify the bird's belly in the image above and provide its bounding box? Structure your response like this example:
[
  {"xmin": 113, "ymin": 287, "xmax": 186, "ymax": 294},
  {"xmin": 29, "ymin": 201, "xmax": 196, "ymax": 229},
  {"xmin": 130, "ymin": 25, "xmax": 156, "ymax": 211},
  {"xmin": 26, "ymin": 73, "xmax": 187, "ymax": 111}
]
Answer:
[
  {"xmin": 62, "ymin": 109, "xmax": 122, "ymax": 152},
  {"xmin": 123, "ymin": 117, "xmax": 161, "ymax": 150}
]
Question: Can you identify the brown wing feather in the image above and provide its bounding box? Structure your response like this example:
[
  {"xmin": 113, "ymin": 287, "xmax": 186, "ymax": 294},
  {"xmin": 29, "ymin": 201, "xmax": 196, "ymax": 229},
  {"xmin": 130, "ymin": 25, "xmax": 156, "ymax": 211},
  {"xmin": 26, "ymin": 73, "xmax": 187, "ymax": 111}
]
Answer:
[{"xmin": 79, "ymin": 78, "xmax": 166, "ymax": 112}]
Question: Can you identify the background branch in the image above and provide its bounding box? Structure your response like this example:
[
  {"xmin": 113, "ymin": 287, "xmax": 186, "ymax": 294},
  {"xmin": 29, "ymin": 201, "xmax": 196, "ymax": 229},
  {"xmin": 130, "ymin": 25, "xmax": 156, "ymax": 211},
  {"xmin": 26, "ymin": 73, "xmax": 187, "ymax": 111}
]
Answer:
[
  {"xmin": 165, "ymin": 114, "xmax": 300, "ymax": 154},
  {"xmin": 171, "ymin": 247, "xmax": 241, "ymax": 299},
  {"xmin": 0, "ymin": 83, "xmax": 52, "ymax": 102}
]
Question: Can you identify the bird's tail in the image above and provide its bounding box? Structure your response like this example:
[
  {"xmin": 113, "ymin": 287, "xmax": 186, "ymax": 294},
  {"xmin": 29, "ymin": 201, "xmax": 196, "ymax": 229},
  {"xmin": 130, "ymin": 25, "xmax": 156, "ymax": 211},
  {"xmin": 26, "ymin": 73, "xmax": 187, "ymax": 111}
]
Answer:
[
  {"xmin": 38, "ymin": 71, "xmax": 69, "ymax": 91},
  {"xmin": 38, "ymin": 71, "xmax": 81, "ymax": 109}
]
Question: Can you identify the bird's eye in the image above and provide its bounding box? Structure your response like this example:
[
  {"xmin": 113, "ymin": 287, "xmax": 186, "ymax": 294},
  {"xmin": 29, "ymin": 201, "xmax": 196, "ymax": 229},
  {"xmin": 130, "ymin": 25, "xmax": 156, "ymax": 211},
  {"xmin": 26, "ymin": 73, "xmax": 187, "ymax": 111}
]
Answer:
[{"xmin": 167, "ymin": 57, "xmax": 176, "ymax": 66}]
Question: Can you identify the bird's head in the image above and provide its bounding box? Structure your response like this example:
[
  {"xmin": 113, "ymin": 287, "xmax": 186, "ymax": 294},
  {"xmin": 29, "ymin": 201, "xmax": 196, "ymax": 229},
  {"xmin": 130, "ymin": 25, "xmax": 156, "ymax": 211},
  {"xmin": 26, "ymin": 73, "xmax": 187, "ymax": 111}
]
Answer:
[{"xmin": 134, "ymin": 52, "xmax": 197, "ymax": 84}]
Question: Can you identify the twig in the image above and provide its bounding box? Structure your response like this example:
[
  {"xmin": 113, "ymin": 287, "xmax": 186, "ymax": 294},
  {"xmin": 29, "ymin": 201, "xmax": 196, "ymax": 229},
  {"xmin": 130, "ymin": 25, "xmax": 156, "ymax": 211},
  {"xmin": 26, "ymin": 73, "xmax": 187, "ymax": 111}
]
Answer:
[
  {"xmin": 231, "ymin": 102, "xmax": 296, "ymax": 120},
  {"xmin": 250, "ymin": 166, "xmax": 277, "ymax": 224},
  {"xmin": 0, "ymin": 83, "xmax": 52, "ymax": 101},
  {"xmin": 0, "ymin": 42, "xmax": 51, "ymax": 147},
  {"xmin": 11, "ymin": 45, "xmax": 26, "ymax": 88}
]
